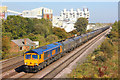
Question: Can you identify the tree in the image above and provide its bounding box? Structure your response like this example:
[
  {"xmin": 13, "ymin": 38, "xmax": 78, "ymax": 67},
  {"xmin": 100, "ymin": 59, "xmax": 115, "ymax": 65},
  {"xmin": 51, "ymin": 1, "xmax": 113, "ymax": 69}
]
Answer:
[
  {"xmin": 2, "ymin": 35, "xmax": 11, "ymax": 59},
  {"xmin": 34, "ymin": 23, "xmax": 49, "ymax": 37},
  {"xmin": 52, "ymin": 27, "xmax": 68, "ymax": 39},
  {"xmin": 107, "ymin": 21, "xmax": 118, "ymax": 41},
  {"xmin": 33, "ymin": 19, "xmax": 52, "ymax": 38},
  {"xmin": 74, "ymin": 18, "xmax": 88, "ymax": 34},
  {"xmin": 2, "ymin": 15, "xmax": 34, "ymax": 39},
  {"xmin": 69, "ymin": 30, "xmax": 78, "ymax": 35},
  {"xmin": 2, "ymin": 16, "xmax": 53, "ymax": 39},
  {"xmin": 46, "ymin": 34, "xmax": 58, "ymax": 43}
]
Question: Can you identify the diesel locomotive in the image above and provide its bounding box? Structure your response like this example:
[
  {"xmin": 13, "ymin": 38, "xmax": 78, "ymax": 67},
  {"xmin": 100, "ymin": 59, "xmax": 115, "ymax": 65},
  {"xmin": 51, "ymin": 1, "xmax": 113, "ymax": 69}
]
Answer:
[{"xmin": 23, "ymin": 26, "xmax": 110, "ymax": 72}]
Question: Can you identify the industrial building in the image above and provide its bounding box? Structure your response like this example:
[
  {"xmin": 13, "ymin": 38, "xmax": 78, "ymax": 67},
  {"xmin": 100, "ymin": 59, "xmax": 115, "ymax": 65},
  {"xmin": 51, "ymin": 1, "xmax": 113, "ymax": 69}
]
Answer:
[
  {"xmin": 22, "ymin": 7, "xmax": 53, "ymax": 21},
  {"xmin": 0, "ymin": 6, "xmax": 53, "ymax": 21},
  {"xmin": 0, "ymin": 6, "xmax": 7, "ymax": 19}
]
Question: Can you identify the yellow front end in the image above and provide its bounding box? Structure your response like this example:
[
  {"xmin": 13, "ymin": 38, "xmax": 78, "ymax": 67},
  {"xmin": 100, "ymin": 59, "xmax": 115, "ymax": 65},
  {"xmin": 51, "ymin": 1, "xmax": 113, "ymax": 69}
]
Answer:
[
  {"xmin": 24, "ymin": 53, "xmax": 39, "ymax": 66},
  {"xmin": 24, "ymin": 53, "xmax": 44, "ymax": 72}
]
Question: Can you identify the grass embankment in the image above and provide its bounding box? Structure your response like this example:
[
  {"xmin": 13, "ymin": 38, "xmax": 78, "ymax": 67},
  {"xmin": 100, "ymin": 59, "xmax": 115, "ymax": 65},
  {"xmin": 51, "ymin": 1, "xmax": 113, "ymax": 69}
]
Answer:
[
  {"xmin": 67, "ymin": 38, "xmax": 118, "ymax": 78},
  {"xmin": 68, "ymin": 21, "xmax": 118, "ymax": 78}
]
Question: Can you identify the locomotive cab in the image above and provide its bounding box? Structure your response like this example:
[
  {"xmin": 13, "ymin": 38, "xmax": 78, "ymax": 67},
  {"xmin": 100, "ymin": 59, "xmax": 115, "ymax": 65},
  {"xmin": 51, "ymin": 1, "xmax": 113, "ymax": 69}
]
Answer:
[
  {"xmin": 24, "ymin": 52, "xmax": 43, "ymax": 72},
  {"xmin": 23, "ymin": 42, "xmax": 63, "ymax": 73},
  {"xmin": 24, "ymin": 53, "xmax": 40, "ymax": 66}
]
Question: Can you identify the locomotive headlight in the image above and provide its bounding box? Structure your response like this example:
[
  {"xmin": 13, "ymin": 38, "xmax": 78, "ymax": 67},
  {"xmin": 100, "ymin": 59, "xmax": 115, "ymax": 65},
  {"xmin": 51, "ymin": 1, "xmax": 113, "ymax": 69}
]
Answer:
[
  {"xmin": 35, "ymin": 63, "xmax": 38, "ymax": 65},
  {"xmin": 25, "ymin": 62, "xmax": 27, "ymax": 65}
]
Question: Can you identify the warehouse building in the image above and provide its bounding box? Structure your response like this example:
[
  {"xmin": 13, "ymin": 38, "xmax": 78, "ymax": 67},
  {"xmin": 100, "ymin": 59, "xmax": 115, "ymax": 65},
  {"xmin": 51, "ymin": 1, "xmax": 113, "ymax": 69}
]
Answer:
[{"xmin": 22, "ymin": 7, "xmax": 53, "ymax": 21}]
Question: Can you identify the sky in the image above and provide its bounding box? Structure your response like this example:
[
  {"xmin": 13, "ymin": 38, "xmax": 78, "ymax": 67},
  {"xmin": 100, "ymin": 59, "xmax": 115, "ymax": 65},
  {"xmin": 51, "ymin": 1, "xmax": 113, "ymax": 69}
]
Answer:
[
  {"xmin": 1, "ymin": 2, "xmax": 118, "ymax": 23},
  {"xmin": 118, "ymin": 2, "xmax": 120, "ymax": 20},
  {"xmin": 1, "ymin": 0, "xmax": 119, "ymax": 2}
]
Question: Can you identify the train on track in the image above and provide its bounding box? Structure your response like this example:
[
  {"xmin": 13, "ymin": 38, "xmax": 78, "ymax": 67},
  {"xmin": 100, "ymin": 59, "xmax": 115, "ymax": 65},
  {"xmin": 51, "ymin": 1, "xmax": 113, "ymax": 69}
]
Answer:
[{"xmin": 23, "ymin": 26, "xmax": 110, "ymax": 72}]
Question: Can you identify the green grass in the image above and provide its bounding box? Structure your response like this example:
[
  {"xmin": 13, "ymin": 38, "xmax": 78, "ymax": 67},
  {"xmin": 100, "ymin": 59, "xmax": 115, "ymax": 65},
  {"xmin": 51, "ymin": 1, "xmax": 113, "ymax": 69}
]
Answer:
[{"xmin": 67, "ymin": 38, "xmax": 118, "ymax": 78}]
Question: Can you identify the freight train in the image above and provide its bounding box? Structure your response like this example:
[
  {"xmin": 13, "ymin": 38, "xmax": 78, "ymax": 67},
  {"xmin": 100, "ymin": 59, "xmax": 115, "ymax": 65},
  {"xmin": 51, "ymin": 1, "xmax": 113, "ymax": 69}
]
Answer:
[{"xmin": 23, "ymin": 26, "xmax": 110, "ymax": 72}]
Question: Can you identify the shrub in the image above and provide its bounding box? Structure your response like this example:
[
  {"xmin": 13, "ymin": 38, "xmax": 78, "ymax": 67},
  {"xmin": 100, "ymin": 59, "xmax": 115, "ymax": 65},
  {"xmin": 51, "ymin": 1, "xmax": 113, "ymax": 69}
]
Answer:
[
  {"xmin": 94, "ymin": 56, "xmax": 107, "ymax": 62},
  {"xmin": 35, "ymin": 35, "xmax": 46, "ymax": 46},
  {"xmin": 46, "ymin": 34, "xmax": 58, "ymax": 43},
  {"xmin": 2, "ymin": 35, "xmax": 11, "ymax": 59},
  {"xmin": 52, "ymin": 27, "xmax": 69, "ymax": 39},
  {"xmin": 100, "ymin": 39, "xmax": 114, "ymax": 58},
  {"xmin": 68, "ymin": 30, "xmax": 78, "ymax": 35},
  {"xmin": 93, "ymin": 49, "xmax": 100, "ymax": 55}
]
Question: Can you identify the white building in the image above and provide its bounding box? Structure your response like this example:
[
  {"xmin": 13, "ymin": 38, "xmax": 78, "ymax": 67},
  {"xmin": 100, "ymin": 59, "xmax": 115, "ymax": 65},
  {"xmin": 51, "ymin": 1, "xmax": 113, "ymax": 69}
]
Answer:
[
  {"xmin": 52, "ymin": 16, "xmax": 76, "ymax": 32},
  {"xmin": 52, "ymin": 16, "xmax": 63, "ymax": 27},
  {"xmin": 52, "ymin": 8, "xmax": 89, "ymax": 32},
  {"xmin": 60, "ymin": 8, "xmax": 89, "ymax": 23},
  {"xmin": 22, "ymin": 7, "xmax": 53, "ymax": 21},
  {"xmin": 63, "ymin": 22, "xmax": 76, "ymax": 32},
  {"xmin": 86, "ymin": 23, "xmax": 95, "ymax": 30}
]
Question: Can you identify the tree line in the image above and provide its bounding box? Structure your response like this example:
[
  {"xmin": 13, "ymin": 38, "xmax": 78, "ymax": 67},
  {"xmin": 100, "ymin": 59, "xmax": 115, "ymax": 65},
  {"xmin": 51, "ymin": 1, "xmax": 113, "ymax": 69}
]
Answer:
[{"xmin": 2, "ymin": 15, "xmax": 88, "ymax": 59}]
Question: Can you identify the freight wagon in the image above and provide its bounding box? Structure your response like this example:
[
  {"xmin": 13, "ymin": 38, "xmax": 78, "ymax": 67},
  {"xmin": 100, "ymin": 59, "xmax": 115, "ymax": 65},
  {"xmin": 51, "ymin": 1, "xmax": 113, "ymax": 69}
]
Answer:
[{"xmin": 24, "ymin": 26, "xmax": 110, "ymax": 72}]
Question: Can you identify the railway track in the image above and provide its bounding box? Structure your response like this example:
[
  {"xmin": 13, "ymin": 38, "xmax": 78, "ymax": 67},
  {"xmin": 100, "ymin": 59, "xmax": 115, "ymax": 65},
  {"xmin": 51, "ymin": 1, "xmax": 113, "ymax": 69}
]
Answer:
[
  {"xmin": 2, "ymin": 28, "xmax": 110, "ymax": 79},
  {"xmin": 0, "ymin": 56, "xmax": 23, "ymax": 68},
  {"xmin": 1, "ymin": 56, "xmax": 24, "ymax": 79},
  {"xmin": 41, "ymin": 29, "xmax": 109, "ymax": 79},
  {"xmin": 1, "ymin": 60, "xmax": 24, "ymax": 73}
]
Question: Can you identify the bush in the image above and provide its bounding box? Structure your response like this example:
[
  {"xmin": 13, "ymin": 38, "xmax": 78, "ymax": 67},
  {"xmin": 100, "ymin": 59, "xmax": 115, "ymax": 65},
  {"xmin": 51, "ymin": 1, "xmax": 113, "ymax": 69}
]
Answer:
[
  {"xmin": 100, "ymin": 39, "xmax": 114, "ymax": 58},
  {"xmin": 94, "ymin": 56, "xmax": 107, "ymax": 62},
  {"xmin": 33, "ymin": 22, "xmax": 52, "ymax": 38},
  {"xmin": 46, "ymin": 34, "xmax": 58, "ymax": 43},
  {"xmin": 52, "ymin": 27, "xmax": 69, "ymax": 39},
  {"xmin": 68, "ymin": 30, "xmax": 78, "ymax": 35},
  {"xmin": 93, "ymin": 49, "xmax": 100, "ymax": 55},
  {"xmin": 107, "ymin": 21, "xmax": 118, "ymax": 42},
  {"xmin": 2, "ymin": 35, "xmax": 11, "ymax": 59},
  {"xmin": 33, "ymin": 35, "xmax": 46, "ymax": 46}
]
